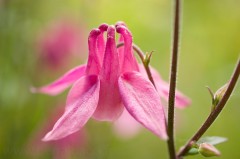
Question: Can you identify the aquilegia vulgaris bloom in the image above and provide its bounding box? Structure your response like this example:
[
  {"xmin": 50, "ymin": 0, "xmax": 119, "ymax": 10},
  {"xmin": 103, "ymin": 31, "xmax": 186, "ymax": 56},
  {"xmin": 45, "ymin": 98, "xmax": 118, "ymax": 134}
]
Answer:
[{"xmin": 33, "ymin": 22, "xmax": 178, "ymax": 141}]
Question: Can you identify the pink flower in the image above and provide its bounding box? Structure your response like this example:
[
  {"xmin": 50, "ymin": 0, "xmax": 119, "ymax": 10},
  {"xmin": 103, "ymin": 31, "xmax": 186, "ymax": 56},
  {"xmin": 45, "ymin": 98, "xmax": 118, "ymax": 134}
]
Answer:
[
  {"xmin": 36, "ymin": 20, "xmax": 85, "ymax": 69},
  {"xmin": 27, "ymin": 106, "xmax": 88, "ymax": 159},
  {"xmin": 33, "ymin": 23, "xmax": 168, "ymax": 141},
  {"xmin": 113, "ymin": 21, "xmax": 190, "ymax": 138}
]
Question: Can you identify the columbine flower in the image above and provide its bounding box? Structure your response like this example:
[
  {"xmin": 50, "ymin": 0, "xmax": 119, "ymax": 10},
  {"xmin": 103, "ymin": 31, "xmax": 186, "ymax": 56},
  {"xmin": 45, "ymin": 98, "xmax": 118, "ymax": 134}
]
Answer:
[{"xmin": 33, "ymin": 23, "xmax": 168, "ymax": 141}]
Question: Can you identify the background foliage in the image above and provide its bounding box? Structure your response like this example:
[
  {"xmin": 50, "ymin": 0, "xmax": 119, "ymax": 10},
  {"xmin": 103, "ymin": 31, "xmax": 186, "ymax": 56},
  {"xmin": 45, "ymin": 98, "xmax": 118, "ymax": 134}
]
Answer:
[{"xmin": 0, "ymin": 0, "xmax": 239, "ymax": 158}]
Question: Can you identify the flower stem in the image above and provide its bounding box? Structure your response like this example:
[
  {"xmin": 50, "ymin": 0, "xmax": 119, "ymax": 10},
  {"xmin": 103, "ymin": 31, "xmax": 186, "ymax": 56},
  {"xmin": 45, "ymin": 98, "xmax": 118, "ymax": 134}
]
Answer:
[
  {"xmin": 167, "ymin": 0, "xmax": 181, "ymax": 158},
  {"xmin": 177, "ymin": 58, "xmax": 240, "ymax": 158}
]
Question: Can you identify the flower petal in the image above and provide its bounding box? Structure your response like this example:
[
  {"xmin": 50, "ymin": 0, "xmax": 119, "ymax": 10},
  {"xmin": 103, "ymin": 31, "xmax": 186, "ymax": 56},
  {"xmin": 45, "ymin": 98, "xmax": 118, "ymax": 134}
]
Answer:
[
  {"xmin": 117, "ymin": 34, "xmax": 124, "ymax": 69},
  {"xmin": 118, "ymin": 71, "xmax": 168, "ymax": 140},
  {"xmin": 116, "ymin": 25, "xmax": 139, "ymax": 72},
  {"xmin": 92, "ymin": 81, "xmax": 123, "ymax": 121},
  {"xmin": 156, "ymin": 80, "xmax": 191, "ymax": 109},
  {"xmin": 42, "ymin": 75, "xmax": 100, "ymax": 141},
  {"xmin": 86, "ymin": 29, "xmax": 101, "ymax": 75},
  {"xmin": 31, "ymin": 65, "xmax": 86, "ymax": 95},
  {"xmin": 113, "ymin": 108, "xmax": 141, "ymax": 139},
  {"xmin": 93, "ymin": 25, "xmax": 123, "ymax": 121},
  {"xmin": 97, "ymin": 23, "xmax": 108, "ymax": 65},
  {"xmin": 115, "ymin": 22, "xmax": 125, "ymax": 70},
  {"xmin": 138, "ymin": 64, "xmax": 191, "ymax": 108}
]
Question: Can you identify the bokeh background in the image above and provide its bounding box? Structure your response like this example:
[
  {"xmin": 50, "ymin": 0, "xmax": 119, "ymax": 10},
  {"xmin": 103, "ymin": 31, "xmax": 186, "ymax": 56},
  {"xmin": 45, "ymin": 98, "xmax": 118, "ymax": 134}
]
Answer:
[{"xmin": 0, "ymin": 0, "xmax": 239, "ymax": 158}]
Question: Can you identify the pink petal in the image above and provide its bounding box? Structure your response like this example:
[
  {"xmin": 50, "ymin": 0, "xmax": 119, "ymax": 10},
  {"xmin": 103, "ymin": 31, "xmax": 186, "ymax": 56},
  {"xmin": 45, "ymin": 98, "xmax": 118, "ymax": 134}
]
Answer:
[
  {"xmin": 86, "ymin": 29, "xmax": 101, "ymax": 75},
  {"xmin": 31, "ymin": 65, "xmax": 86, "ymax": 95},
  {"xmin": 138, "ymin": 64, "xmax": 191, "ymax": 108},
  {"xmin": 93, "ymin": 81, "xmax": 123, "ymax": 121},
  {"xmin": 92, "ymin": 81, "xmax": 123, "ymax": 121},
  {"xmin": 115, "ymin": 22, "xmax": 125, "ymax": 70},
  {"xmin": 116, "ymin": 25, "xmax": 139, "ymax": 72},
  {"xmin": 99, "ymin": 25, "xmax": 120, "ymax": 83},
  {"xmin": 42, "ymin": 75, "xmax": 100, "ymax": 141},
  {"xmin": 97, "ymin": 23, "xmax": 108, "ymax": 65},
  {"xmin": 117, "ymin": 34, "xmax": 125, "ymax": 70},
  {"xmin": 118, "ymin": 71, "xmax": 168, "ymax": 140},
  {"xmin": 157, "ymin": 80, "xmax": 191, "ymax": 109},
  {"xmin": 93, "ymin": 26, "xmax": 123, "ymax": 121},
  {"xmin": 113, "ymin": 108, "xmax": 142, "ymax": 139}
]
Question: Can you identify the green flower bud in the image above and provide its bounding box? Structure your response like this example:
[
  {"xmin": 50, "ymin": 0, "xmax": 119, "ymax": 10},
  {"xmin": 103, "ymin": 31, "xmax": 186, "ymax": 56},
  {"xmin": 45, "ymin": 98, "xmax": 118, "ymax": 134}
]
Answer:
[
  {"xmin": 213, "ymin": 83, "xmax": 229, "ymax": 106},
  {"xmin": 198, "ymin": 143, "xmax": 221, "ymax": 157}
]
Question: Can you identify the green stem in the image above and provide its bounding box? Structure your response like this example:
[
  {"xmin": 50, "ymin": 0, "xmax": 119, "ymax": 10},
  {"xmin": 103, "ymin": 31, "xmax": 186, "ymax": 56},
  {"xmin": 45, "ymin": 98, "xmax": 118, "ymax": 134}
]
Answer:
[
  {"xmin": 177, "ymin": 59, "xmax": 240, "ymax": 157},
  {"xmin": 167, "ymin": 0, "xmax": 181, "ymax": 158}
]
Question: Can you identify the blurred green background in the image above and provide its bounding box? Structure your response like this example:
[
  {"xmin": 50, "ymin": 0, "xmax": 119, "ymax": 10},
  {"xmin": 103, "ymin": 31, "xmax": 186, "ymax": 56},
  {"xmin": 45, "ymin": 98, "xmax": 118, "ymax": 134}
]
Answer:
[{"xmin": 0, "ymin": 0, "xmax": 239, "ymax": 158}]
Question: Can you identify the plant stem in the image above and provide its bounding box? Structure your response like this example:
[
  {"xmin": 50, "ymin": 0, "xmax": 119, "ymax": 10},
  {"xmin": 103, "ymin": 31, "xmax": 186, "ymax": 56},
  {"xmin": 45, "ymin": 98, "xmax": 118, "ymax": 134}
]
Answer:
[
  {"xmin": 177, "ymin": 58, "xmax": 240, "ymax": 158},
  {"xmin": 117, "ymin": 43, "xmax": 144, "ymax": 61},
  {"xmin": 143, "ymin": 56, "xmax": 156, "ymax": 87},
  {"xmin": 167, "ymin": 0, "xmax": 181, "ymax": 158},
  {"xmin": 117, "ymin": 42, "xmax": 156, "ymax": 87}
]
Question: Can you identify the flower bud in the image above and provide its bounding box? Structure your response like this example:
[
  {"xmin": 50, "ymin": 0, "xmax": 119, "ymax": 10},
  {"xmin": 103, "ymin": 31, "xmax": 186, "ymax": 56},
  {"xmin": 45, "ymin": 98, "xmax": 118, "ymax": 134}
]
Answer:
[
  {"xmin": 213, "ymin": 83, "xmax": 228, "ymax": 106},
  {"xmin": 198, "ymin": 143, "xmax": 221, "ymax": 157}
]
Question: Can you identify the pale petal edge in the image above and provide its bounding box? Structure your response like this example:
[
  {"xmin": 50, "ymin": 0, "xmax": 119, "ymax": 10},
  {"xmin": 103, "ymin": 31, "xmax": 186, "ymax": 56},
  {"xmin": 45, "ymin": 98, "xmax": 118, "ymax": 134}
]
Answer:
[{"xmin": 31, "ymin": 65, "xmax": 86, "ymax": 96}]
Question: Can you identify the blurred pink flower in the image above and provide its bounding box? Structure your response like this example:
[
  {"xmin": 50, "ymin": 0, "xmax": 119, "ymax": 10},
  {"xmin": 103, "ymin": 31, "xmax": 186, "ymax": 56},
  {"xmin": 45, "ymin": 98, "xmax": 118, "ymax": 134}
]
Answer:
[
  {"xmin": 27, "ymin": 106, "xmax": 88, "ymax": 159},
  {"xmin": 113, "ymin": 109, "xmax": 141, "ymax": 139},
  {"xmin": 33, "ymin": 23, "xmax": 168, "ymax": 141},
  {"xmin": 36, "ymin": 20, "xmax": 85, "ymax": 69}
]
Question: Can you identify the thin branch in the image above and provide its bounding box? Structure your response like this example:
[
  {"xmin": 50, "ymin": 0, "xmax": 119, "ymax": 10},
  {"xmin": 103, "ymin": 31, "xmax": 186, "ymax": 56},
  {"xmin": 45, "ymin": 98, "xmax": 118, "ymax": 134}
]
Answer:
[
  {"xmin": 117, "ymin": 42, "xmax": 144, "ymax": 61},
  {"xmin": 167, "ymin": 0, "xmax": 181, "ymax": 158},
  {"xmin": 143, "ymin": 51, "xmax": 156, "ymax": 87},
  {"xmin": 177, "ymin": 58, "xmax": 240, "ymax": 157},
  {"xmin": 117, "ymin": 42, "xmax": 156, "ymax": 87}
]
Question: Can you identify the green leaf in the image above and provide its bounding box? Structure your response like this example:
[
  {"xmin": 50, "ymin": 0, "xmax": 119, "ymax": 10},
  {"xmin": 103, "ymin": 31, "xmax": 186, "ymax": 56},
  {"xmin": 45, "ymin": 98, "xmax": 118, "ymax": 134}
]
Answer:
[
  {"xmin": 206, "ymin": 86, "xmax": 214, "ymax": 102},
  {"xmin": 143, "ymin": 51, "xmax": 154, "ymax": 65},
  {"xmin": 197, "ymin": 136, "xmax": 227, "ymax": 145}
]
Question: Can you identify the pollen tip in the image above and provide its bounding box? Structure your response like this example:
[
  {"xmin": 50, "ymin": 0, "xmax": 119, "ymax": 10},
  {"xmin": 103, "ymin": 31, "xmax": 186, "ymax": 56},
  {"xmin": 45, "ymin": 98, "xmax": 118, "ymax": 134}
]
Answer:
[{"xmin": 98, "ymin": 23, "xmax": 108, "ymax": 32}]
